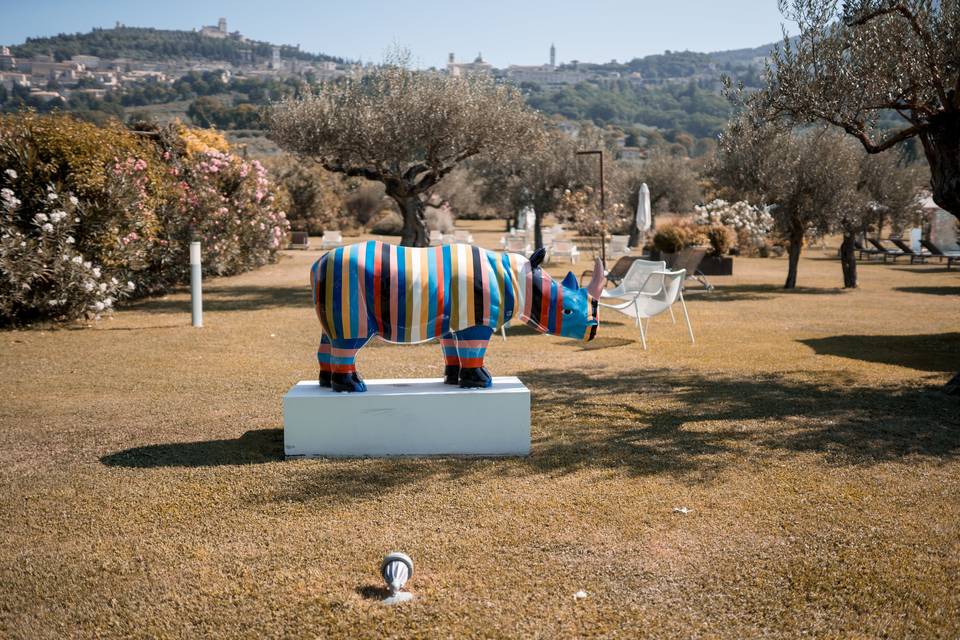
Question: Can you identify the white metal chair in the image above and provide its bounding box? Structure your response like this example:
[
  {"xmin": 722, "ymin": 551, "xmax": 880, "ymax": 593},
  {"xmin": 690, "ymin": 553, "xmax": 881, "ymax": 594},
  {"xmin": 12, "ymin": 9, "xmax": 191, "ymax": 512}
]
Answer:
[
  {"xmin": 453, "ymin": 229, "xmax": 474, "ymax": 244},
  {"xmin": 505, "ymin": 236, "xmax": 531, "ymax": 256},
  {"xmin": 599, "ymin": 268, "xmax": 694, "ymax": 350},
  {"xmin": 550, "ymin": 239, "xmax": 580, "ymax": 263},
  {"xmin": 602, "ymin": 259, "xmax": 666, "ymax": 297},
  {"xmin": 429, "ymin": 230, "xmax": 444, "ymax": 246},
  {"xmin": 601, "ymin": 258, "xmax": 679, "ymax": 327},
  {"xmin": 319, "ymin": 230, "xmax": 343, "ymax": 249},
  {"xmin": 607, "ymin": 235, "xmax": 631, "ymax": 259}
]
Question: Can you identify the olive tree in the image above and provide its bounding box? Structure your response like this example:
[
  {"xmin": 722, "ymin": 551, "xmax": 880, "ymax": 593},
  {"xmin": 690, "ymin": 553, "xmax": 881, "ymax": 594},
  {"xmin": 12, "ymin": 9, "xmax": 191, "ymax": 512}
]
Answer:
[
  {"xmin": 715, "ymin": 119, "xmax": 861, "ymax": 288},
  {"xmin": 751, "ymin": 0, "xmax": 960, "ymax": 222},
  {"xmin": 837, "ymin": 150, "xmax": 923, "ymax": 287},
  {"xmin": 473, "ymin": 127, "xmax": 583, "ymax": 251},
  {"xmin": 267, "ymin": 62, "xmax": 543, "ymax": 246}
]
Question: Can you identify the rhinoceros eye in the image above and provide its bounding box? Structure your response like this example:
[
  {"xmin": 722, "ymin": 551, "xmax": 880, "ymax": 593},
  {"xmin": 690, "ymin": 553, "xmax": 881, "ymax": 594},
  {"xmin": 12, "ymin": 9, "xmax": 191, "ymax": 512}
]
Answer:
[{"xmin": 563, "ymin": 309, "xmax": 573, "ymax": 316}]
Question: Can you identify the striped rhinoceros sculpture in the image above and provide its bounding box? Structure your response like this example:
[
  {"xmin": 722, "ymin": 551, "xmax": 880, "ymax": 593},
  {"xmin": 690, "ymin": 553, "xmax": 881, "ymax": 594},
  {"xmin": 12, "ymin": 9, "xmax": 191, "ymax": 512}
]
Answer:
[{"xmin": 310, "ymin": 241, "xmax": 605, "ymax": 392}]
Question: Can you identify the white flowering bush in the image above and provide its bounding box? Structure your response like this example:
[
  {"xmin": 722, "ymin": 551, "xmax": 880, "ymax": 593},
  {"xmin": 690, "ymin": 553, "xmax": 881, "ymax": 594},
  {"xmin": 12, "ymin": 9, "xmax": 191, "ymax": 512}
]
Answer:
[
  {"xmin": 693, "ymin": 199, "xmax": 774, "ymax": 255},
  {"xmin": 0, "ymin": 182, "xmax": 132, "ymax": 325}
]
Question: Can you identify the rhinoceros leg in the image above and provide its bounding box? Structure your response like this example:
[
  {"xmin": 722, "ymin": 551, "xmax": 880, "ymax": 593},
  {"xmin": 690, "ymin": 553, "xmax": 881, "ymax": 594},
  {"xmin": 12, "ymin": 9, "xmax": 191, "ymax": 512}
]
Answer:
[
  {"xmin": 439, "ymin": 332, "xmax": 460, "ymax": 385},
  {"xmin": 454, "ymin": 326, "xmax": 494, "ymax": 389},
  {"xmin": 317, "ymin": 333, "xmax": 333, "ymax": 388},
  {"xmin": 329, "ymin": 336, "xmax": 371, "ymax": 393}
]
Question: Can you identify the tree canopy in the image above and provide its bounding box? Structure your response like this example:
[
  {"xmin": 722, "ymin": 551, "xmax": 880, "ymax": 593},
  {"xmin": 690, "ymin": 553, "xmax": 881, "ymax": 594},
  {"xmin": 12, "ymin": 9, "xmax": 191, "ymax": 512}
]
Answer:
[
  {"xmin": 267, "ymin": 61, "xmax": 543, "ymax": 245},
  {"xmin": 741, "ymin": 0, "xmax": 960, "ymax": 218}
]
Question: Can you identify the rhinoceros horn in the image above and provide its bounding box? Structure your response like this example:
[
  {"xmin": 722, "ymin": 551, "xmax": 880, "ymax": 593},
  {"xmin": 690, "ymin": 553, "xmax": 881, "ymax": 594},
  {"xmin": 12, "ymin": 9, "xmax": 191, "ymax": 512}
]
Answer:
[{"xmin": 587, "ymin": 259, "xmax": 605, "ymax": 299}]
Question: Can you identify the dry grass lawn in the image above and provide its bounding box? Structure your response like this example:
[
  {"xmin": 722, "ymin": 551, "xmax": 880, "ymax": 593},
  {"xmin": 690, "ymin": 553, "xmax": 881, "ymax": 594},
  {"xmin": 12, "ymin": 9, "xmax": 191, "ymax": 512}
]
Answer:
[{"xmin": 1, "ymin": 220, "xmax": 959, "ymax": 638}]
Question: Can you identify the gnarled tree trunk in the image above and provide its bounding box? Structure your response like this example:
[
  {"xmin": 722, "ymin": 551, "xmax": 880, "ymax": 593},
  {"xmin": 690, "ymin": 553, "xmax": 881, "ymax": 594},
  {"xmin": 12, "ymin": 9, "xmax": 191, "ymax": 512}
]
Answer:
[
  {"xmin": 784, "ymin": 226, "xmax": 804, "ymax": 289},
  {"xmin": 839, "ymin": 233, "xmax": 858, "ymax": 289},
  {"xmin": 388, "ymin": 192, "xmax": 428, "ymax": 247},
  {"xmin": 920, "ymin": 113, "xmax": 960, "ymax": 395},
  {"xmin": 920, "ymin": 112, "xmax": 960, "ymax": 222}
]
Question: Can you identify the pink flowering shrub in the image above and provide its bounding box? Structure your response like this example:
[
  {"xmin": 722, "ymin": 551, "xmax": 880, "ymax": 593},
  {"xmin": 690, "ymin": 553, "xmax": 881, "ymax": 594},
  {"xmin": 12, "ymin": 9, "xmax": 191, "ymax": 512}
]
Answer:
[
  {"xmin": 0, "ymin": 114, "xmax": 287, "ymax": 325},
  {"xmin": 158, "ymin": 150, "xmax": 288, "ymax": 280}
]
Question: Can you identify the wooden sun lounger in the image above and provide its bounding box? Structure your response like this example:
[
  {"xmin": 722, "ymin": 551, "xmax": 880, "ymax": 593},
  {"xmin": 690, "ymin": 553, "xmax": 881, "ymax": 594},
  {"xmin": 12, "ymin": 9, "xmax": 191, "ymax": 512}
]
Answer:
[
  {"xmin": 920, "ymin": 239, "xmax": 960, "ymax": 270},
  {"xmin": 887, "ymin": 238, "xmax": 929, "ymax": 264},
  {"xmin": 288, "ymin": 231, "xmax": 310, "ymax": 250},
  {"xmin": 866, "ymin": 238, "xmax": 906, "ymax": 262},
  {"xmin": 598, "ymin": 256, "xmax": 644, "ymax": 286},
  {"xmin": 853, "ymin": 238, "xmax": 882, "ymax": 260}
]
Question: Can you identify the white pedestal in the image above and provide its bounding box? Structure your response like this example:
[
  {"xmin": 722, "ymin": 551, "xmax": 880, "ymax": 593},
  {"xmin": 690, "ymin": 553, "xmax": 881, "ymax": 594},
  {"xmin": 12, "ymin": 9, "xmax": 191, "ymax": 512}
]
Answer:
[{"xmin": 283, "ymin": 377, "xmax": 530, "ymax": 457}]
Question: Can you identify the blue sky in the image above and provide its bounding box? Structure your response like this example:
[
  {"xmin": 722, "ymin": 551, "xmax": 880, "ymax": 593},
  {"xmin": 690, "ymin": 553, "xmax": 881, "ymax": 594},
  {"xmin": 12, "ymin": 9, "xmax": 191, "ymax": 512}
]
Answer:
[{"xmin": 0, "ymin": 0, "xmax": 790, "ymax": 68}]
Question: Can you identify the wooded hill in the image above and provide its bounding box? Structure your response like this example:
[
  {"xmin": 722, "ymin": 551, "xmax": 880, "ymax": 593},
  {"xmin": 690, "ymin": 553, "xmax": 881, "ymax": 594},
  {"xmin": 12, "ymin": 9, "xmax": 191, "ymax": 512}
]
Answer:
[{"xmin": 10, "ymin": 27, "xmax": 343, "ymax": 65}]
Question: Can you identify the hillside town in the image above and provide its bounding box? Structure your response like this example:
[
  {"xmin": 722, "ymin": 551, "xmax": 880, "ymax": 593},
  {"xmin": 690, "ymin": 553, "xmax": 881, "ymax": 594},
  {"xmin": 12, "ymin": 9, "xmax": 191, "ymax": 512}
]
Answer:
[
  {"xmin": 0, "ymin": 17, "xmax": 747, "ymax": 107},
  {"xmin": 0, "ymin": 19, "xmax": 368, "ymax": 104}
]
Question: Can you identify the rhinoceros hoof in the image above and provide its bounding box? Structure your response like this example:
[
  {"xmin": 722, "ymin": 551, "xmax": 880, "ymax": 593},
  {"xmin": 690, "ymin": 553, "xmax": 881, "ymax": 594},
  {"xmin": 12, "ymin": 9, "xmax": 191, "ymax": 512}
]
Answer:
[
  {"xmin": 331, "ymin": 372, "xmax": 367, "ymax": 392},
  {"xmin": 459, "ymin": 367, "xmax": 493, "ymax": 389},
  {"xmin": 318, "ymin": 370, "xmax": 332, "ymax": 388},
  {"xmin": 443, "ymin": 364, "xmax": 460, "ymax": 385}
]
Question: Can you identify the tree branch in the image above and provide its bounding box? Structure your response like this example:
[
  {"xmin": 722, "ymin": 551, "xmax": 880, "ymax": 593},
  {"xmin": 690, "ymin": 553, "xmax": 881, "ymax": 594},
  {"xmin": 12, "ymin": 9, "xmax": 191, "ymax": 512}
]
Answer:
[
  {"xmin": 847, "ymin": 2, "xmax": 950, "ymax": 109},
  {"xmin": 833, "ymin": 118, "xmax": 923, "ymax": 153},
  {"xmin": 412, "ymin": 164, "xmax": 457, "ymax": 192},
  {"xmin": 320, "ymin": 159, "xmax": 383, "ymax": 182},
  {"xmin": 402, "ymin": 163, "xmax": 429, "ymax": 182}
]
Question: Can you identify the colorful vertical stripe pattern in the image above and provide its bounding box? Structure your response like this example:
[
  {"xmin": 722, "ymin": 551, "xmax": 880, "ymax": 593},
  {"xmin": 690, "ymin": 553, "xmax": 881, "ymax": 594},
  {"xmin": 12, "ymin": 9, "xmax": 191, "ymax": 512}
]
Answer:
[{"xmin": 313, "ymin": 241, "xmax": 545, "ymax": 343}]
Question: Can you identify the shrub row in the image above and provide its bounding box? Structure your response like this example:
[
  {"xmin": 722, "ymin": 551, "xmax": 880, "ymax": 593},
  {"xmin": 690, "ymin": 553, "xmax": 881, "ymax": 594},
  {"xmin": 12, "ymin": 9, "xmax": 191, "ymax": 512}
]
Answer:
[{"xmin": 0, "ymin": 113, "xmax": 288, "ymax": 325}]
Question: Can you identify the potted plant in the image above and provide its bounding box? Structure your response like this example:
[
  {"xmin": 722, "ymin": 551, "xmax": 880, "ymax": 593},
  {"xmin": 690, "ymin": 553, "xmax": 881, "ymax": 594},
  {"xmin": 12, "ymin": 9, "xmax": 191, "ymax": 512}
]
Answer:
[
  {"xmin": 699, "ymin": 223, "xmax": 735, "ymax": 275},
  {"xmin": 652, "ymin": 223, "xmax": 706, "ymax": 269}
]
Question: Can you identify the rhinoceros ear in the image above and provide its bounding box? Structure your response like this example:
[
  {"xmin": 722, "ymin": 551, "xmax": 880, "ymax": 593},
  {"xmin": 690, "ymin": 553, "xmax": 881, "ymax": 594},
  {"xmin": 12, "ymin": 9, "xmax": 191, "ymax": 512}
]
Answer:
[
  {"xmin": 529, "ymin": 247, "xmax": 546, "ymax": 270},
  {"xmin": 561, "ymin": 271, "xmax": 578, "ymax": 289}
]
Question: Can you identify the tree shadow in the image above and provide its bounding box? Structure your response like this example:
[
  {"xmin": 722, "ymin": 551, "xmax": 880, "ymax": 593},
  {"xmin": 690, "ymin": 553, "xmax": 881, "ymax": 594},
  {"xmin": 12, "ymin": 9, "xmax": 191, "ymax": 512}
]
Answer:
[
  {"xmin": 267, "ymin": 366, "xmax": 958, "ymax": 505},
  {"xmin": 126, "ymin": 286, "xmax": 310, "ymax": 314},
  {"xmin": 894, "ymin": 286, "xmax": 960, "ymax": 296},
  {"xmin": 801, "ymin": 333, "xmax": 960, "ymax": 373},
  {"xmin": 101, "ymin": 428, "xmax": 284, "ymax": 468},
  {"xmin": 519, "ymin": 367, "xmax": 959, "ymax": 478},
  {"xmin": 687, "ymin": 284, "xmax": 845, "ymax": 303}
]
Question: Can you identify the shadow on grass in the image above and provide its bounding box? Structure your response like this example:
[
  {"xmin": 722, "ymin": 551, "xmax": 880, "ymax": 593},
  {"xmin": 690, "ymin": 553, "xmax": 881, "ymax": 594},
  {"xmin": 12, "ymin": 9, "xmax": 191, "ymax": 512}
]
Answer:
[
  {"xmin": 264, "ymin": 366, "xmax": 958, "ymax": 504},
  {"xmin": 101, "ymin": 428, "xmax": 283, "ymax": 468},
  {"xmin": 801, "ymin": 333, "xmax": 960, "ymax": 373},
  {"xmin": 687, "ymin": 284, "xmax": 845, "ymax": 303},
  {"xmin": 889, "ymin": 265, "xmax": 957, "ymax": 275},
  {"xmin": 894, "ymin": 286, "xmax": 960, "ymax": 296},
  {"xmin": 126, "ymin": 285, "xmax": 310, "ymax": 314},
  {"xmin": 563, "ymin": 336, "xmax": 637, "ymax": 350},
  {"xmin": 356, "ymin": 585, "xmax": 391, "ymax": 600}
]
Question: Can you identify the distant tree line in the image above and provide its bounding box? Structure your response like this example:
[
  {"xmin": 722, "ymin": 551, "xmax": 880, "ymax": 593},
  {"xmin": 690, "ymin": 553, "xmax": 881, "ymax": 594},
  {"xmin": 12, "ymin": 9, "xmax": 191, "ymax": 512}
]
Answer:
[
  {"xmin": 0, "ymin": 70, "xmax": 309, "ymax": 129},
  {"xmin": 524, "ymin": 79, "xmax": 732, "ymax": 137}
]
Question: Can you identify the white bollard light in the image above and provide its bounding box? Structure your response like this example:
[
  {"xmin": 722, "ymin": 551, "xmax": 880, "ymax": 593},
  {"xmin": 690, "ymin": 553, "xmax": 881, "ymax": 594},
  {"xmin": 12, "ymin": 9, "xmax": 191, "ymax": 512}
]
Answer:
[
  {"xmin": 380, "ymin": 552, "xmax": 414, "ymax": 604},
  {"xmin": 190, "ymin": 241, "xmax": 202, "ymax": 327}
]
